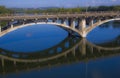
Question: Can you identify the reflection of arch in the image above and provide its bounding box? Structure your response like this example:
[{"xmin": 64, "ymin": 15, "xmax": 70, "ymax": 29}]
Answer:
[
  {"xmin": 86, "ymin": 39, "xmax": 120, "ymax": 51},
  {"xmin": 0, "ymin": 41, "xmax": 80, "ymax": 63},
  {"xmin": 0, "ymin": 36, "xmax": 81, "ymax": 60},
  {"xmin": 86, "ymin": 18, "xmax": 120, "ymax": 34},
  {"xmin": 0, "ymin": 22, "xmax": 82, "ymax": 37},
  {"xmin": 0, "ymin": 36, "xmax": 71, "ymax": 57},
  {"xmin": 0, "ymin": 37, "xmax": 81, "ymax": 63},
  {"xmin": 1, "ymin": 38, "xmax": 120, "ymax": 63},
  {"xmin": 1, "ymin": 38, "xmax": 120, "ymax": 74}
]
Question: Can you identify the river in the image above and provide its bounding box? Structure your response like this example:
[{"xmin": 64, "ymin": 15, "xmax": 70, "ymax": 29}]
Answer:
[{"xmin": 0, "ymin": 21, "xmax": 120, "ymax": 78}]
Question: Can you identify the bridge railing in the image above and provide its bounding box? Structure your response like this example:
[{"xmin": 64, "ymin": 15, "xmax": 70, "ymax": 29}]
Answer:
[{"xmin": 0, "ymin": 11, "xmax": 120, "ymax": 17}]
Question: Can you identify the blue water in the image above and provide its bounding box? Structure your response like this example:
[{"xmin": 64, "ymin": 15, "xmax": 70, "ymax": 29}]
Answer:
[
  {"xmin": 87, "ymin": 22, "xmax": 120, "ymax": 44},
  {"xmin": 0, "ymin": 24, "xmax": 68, "ymax": 52},
  {"xmin": 1, "ymin": 55, "xmax": 120, "ymax": 78},
  {"xmin": 0, "ymin": 21, "xmax": 120, "ymax": 78}
]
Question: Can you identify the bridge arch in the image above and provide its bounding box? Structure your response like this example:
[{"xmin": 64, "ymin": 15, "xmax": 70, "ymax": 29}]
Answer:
[
  {"xmin": 86, "ymin": 18, "xmax": 120, "ymax": 35},
  {"xmin": 0, "ymin": 22, "xmax": 82, "ymax": 37},
  {"xmin": 86, "ymin": 40, "xmax": 120, "ymax": 51}
]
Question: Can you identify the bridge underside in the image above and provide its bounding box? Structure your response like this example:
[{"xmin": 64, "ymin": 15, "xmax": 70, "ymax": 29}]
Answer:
[
  {"xmin": 0, "ymin": 15, "xmax": 120, "ymax": 37},
  {"xmin": 0, "ymin": 22, "xmax": 82, "ymax": 37}
]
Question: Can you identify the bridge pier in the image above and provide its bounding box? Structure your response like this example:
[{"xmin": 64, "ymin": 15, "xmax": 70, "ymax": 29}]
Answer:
[
  {"xmin": 80, "ymin": 18, "xmax": 87, "ymax": 37},
  {"xmin": 14, "ymin": 60, "xmax": 16, "ymax": 66},
  {"xmin": 35, "ymin": 18, "xmax": 38, "ymax": 24},
  {"xmin": 81, "ymin": 31, "xmax": 87, "ymax": 38},
  {"xmin": 45, "ymin": 18, "xmax": 49, "ymax": 23},
  {"xmin": 11, "ymin": 19, "xmax": 14, "ymax": 29},
  {"xmin": 11, "ymin": 24, "xmax": 13, "ymax": 29},
  {"xmin": 90, "ymin": 46, "xmax": 93, "ymax": 53},
  {"xmin": 1, "ymin": 58, "xmax": 5, "ymax": 67},
  {"xmin": 56, "ymin": 17, "xmax": 59, "ymax": 23},
  {"xmin": 81, "ymin": 38, "xmax": 86, "ymax": 55},
  {"xmin": 89, "ymin": 19, "xmax": 94, "ymax": 26},
  {"xmin": 72, "ymin": 47, "xmax": 76, "ymax": 56},
  {"xmin": 63, "ymin": 19, "xmax": 66, "ymax": 25},
  {"xmin": 70, "ymin": 19, "xmax": 75, "ymax": 28},
  {"xmin": 23, "ymin": 19, "xmax": 26, "ymax": 25},
  {"xmin": 97, "ymin": 19, "xmax": 101, "ymax": 23}
]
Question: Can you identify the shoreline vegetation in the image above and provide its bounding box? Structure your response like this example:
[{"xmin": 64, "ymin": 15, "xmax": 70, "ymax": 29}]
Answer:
[{"xmin": 0, "ymin": 5, "xmax": 120, "ymax": 15}]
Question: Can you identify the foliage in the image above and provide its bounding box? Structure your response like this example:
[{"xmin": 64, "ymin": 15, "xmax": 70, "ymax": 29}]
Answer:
[
  {"xmin": 0, "ymin": 6, "xmax": 13, "ymax": 14},
  {"xmin": 0, "ymin": 5, "xmax": 120, "ymax": 14},
  {"xmin": 0, "ymin": 21, "xmax": 7, "ymax": 27},
  {"xmin": 20, "ymin": 5, "xmax": 120, "ymax": 14}
]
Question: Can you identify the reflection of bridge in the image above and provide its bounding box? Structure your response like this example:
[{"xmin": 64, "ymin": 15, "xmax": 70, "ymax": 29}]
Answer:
[
  {"xmin": 0, "ymin": 38, "xmax": 120, "ymax": 74},
  {"xmin": 0, "ymin": 36, "xmax": 80, "ymax": 66},
  {"xmin": 0, "ymin": 12, "xmax": 120, "ymax": 37}
]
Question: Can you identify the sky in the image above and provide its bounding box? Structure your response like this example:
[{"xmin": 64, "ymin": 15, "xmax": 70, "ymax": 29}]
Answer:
[{"xmin": 0, "ymin": 0, "xmax": 120, "ymax": 8}]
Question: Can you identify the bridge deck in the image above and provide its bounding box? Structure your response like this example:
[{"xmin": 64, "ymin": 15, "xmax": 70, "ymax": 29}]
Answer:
[{"xmin": 0, "ymin": 12, "xmax": 120, "ymax": 20}]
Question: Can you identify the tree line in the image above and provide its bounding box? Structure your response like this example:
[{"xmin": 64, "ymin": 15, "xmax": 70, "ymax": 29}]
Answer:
[
  {"xmin": 16, "ymin": 5, "xmax": 120, "ymax": 14},
  {"xmin": 0, "ymin": 6, "xmax": 13, "ymax": 15},
  {"xmin": 0, "ymin": 5, "xmax": 120, "ymax": 14}
]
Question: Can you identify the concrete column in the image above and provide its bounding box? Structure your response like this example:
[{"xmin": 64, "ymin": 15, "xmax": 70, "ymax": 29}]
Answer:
[
  {"xmin": 46, "ymin": 18, "xmax": 48, "ymax": 23},
  {"xmin": 56, "ymin": 17, "xmax": 59, "ymax": 23},
  {"xmin": 81, "ymin": 18, "xmax": 86, "ymax": 31},
  {"xmin": 97, "ymin": 19, "xmax": 101, "ymax": 23},
  {"xmin": 63, "ymin": 19, "xmax": 66, "ymax": 25},
  {"xmin": 72, "ymin": 47, "xmax": 76, "ymax": 56},
  {"xmin": 81, "ymin": 38, "xmax": 86, "ymax": 56},
  {"xmin": 90, "ymin": 46, "xmax": 93, "ymax": 53},
  {"xmin": 11, "ymin": 19, "xmax": 14, "ymax": 29},
  {"xmin": 80, "ymin": 18, "xmax": 87, "ymax": 37},
  {"xmin": 79, "ymin": 45, "xmax": 81, "ymax": 53},
  {"xmin": 14, "ymin": 60, "xmax": 16, "ymax": 66},
  {"xmin": 89, "ymin": 19, "xmax": 94, "ymax": 26},
  {"xmin": 35, "ymin": 18, "xmax": 38, "ymax": 24},
  {"xmin": 11, "ymin": 24, "xmax": 13, "ymax": 29},
  {"xmin": 70, "ymin": 19, "xmax": 75, "ymax": 28},
  {"xmin": 23, "ymin": 19, "xmax": 26, "ymax": 25},
  {"xmin": 1, "ymin": 58, "xmax": 4, "ymax": 67}
]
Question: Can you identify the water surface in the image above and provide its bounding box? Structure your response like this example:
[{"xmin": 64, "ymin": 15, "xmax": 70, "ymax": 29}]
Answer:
[{"xmin": 0, "ymin": 21, "xmax": 120, "ymax": 78}]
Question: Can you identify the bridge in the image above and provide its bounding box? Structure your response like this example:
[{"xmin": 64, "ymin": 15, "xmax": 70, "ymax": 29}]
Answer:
[{"xmin": 0, "ymin": 12, "xmax": 120, "ymax": 37}]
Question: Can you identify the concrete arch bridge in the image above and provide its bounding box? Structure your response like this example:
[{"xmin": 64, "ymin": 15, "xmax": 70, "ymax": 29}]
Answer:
[{"xmin": 0, "ymin": 12, "xmax": 120, "ymax": 37}]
